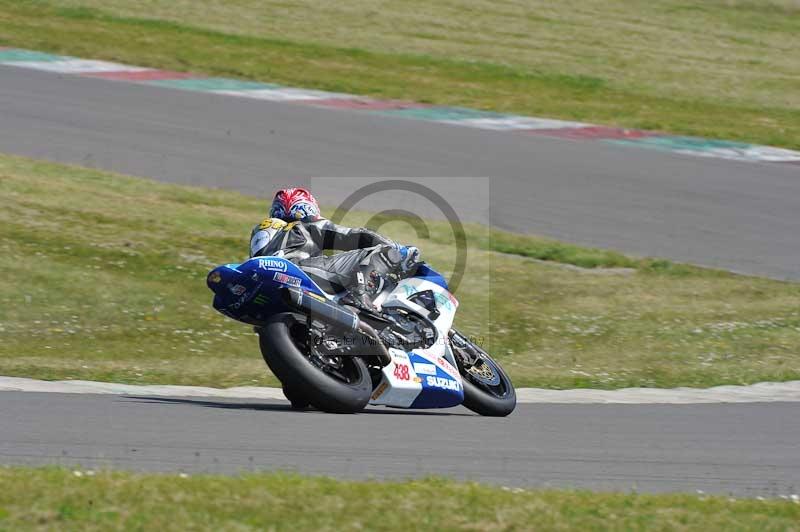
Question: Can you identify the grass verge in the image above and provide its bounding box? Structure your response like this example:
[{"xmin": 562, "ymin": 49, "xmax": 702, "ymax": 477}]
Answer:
[
  {"xmin": 1, "ymin": 467, "xmax": 798, "ymax": 531},
  {"xmin": 1, "ymin": 153, "xmax": 799, "ymax": 389},
  {"xmin": 0, "ymin": 0, "xmax": 798, "ymax": 149}
]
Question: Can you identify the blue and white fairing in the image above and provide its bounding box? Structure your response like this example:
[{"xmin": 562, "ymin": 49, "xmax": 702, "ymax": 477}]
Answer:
[{"xmin": 368, "ymin": 274, "xmax": 464, "ymax": 409}]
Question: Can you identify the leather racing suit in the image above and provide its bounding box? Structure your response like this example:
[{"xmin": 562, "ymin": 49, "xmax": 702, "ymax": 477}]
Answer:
[{"xmin": 249, "ymin": 217, "xmax": 406, "ymax": 303}]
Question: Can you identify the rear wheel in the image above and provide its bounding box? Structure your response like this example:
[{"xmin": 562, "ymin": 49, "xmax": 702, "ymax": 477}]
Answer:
[
  {"xmin": 260, "ymin": 313, "xmax": 371, "ymax": 413},
  {"xmin": 282, "ymin": 385, "xmax": 311, "ymax": 410},
  {"xmin": 450, "ymin": 330, "xmax": 516, "ymax": 417}
]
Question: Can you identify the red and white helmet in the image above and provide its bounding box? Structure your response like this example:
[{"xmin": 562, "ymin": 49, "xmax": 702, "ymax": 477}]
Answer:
[{"xmin": 269, "ymin": 187, "xmax": 320, "ymax": 222}]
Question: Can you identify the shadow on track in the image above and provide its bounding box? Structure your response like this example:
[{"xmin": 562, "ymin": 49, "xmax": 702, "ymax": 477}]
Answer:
[{"xmin": 123, "ymin": 396, "xmax": 473, "ymax": 416}]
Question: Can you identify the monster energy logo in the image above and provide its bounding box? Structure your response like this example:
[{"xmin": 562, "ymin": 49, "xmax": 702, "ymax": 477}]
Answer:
[{"xmin": 253, "ymin": 294, "xmax": 269, "ymax": 305}]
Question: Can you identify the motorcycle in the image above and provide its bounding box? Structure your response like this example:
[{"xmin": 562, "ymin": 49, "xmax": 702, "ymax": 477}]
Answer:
[{"xmin": 206, "ymin": 255, "xmax": 516, "ymax": 416}]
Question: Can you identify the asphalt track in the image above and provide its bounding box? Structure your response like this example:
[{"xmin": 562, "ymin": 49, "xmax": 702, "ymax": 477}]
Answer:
[
  {"xmin": 2, "ymin": 392, "xmax": 799, "ymax": 496},
  {"xmin": 2, "ymin": 64, "xmax": 800, "ymax": 496},
  {"xmin": 1, "ymin": 65, "xmax": 799, "ymax": 279}
]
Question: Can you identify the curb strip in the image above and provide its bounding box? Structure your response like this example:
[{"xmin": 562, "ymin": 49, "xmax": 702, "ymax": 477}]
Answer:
[
  {"xmin": 1, "ymin": 48, "xmax": 799, "ymax": 165},
  {"xmin": 3, "ymin": 376, "xmax": 800, "ymax": 405}
]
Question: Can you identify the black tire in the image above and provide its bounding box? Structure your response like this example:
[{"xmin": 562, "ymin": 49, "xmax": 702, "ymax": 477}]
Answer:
[
  {"xmin": 452, "ymin": 333, "xmax": 516, "ymax": 417},
  {"xmin": 259, "ymin": 313, "xmax": 371, "ymax": 414},
  {"xmin": 282, "ymin": 385, "xmax": 311, "ymax": 410},
  {"xmin": 461, "ymin": 377, "xmax": 516, "ymax": 417}
]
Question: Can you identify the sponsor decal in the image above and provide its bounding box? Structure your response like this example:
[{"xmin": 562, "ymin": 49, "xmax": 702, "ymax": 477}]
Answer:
[
  {"xmin": 226, "ymin": 282, "xmax": 264, "ymax": 310},
  {"xmin": 446, "ymin": 291, "xmax": 459, "ymax": 308},
  {"xmin": 413, "ymin": 362, "xmax": 437, "ymax": 376},
  {"xmin": 437, "ymin": 357, "xmax": 458, "ymax": 375},
  {"xmin": 207, "ymin": 271, "xmax": 222, "ymax": 284},
  {"xmin": 401, "ymin": 285, "xmax": 453, "ymax": 311},
  {"xmin": 228, "ymin": 284, "xmax": 247, "ymax": 296},
  {"xmin": 371, "ymin": 380, "xmax": 389, "ymax": 400},
  {"xmin": 305, "ymin": 291, "xmax": 326, "ymax": 303},
  {"xmin": 433, "ymin": 292, "xmax": 453, "ymax": 311},
  {"xmin": 228, "ymin": 294, "xmax": 250, "ymax": 310},
  {"xmin": 273, "ymin": 272, "xmax": 302, "ymax": 287},
  {"xmin": 259, "ymin": 218, "xmax": 287, "ymax": 231},
  {"xmin": 426, "ymin": 375, "xmax": 461, "ymax": 391},
  {"xmin": 393, "ymin": 363, "xmax": 411, "ymax": 381},
  {"xmin": 258, "ymin": 258, "xmax": 287, "ymax": 272},
  {"xmin": 413, "ymin": 377, "xmax": 422, "ymax": 383},
  {"xmin": 253, "ymin": 294, "xmax": 269, "ymax": 306}
]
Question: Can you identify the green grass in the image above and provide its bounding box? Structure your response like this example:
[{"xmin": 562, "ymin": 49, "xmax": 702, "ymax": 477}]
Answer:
[
  {"xmin": 1, "ymin": 152, "xmax": 800, "ymax": 389},
  {"xmin": 0, "ymin": 0, "xmax": 798, "ymax": 149},
  {"xmin": 1, "ymin": 467, "xmax": 798, "ymax": 531}
]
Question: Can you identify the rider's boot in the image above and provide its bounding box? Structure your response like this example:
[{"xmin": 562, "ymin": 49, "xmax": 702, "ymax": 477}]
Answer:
[
  {"xmin": 340, "ymin": 271, "xmax": 377, "ymax": 311},
  {"xmin": 341, "ymin": 245, "xmax": 420, "ymax": 312}
]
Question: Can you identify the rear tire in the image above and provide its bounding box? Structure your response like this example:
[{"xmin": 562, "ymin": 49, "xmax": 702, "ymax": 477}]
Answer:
[
  {"xmin": 282, "ymin": 385, "xmax": 311, "ymax": 410},
  {"xmin": 260, "ymin": 313, "xmax": 371, "ymax": 414}
]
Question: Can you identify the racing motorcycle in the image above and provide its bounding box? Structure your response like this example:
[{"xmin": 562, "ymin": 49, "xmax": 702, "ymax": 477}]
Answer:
[{"xmin": 206, "ymin": 256, "xmax": 516, "ymax": 416}]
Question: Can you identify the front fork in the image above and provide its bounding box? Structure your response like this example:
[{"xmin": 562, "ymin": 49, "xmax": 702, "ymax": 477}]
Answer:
[{"xmin": 448, "ymin": 328, "xmax": 486, "ymax": 374}]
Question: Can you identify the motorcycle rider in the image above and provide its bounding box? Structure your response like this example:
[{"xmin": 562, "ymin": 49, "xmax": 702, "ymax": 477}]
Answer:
[{"xmin": 249, "ymin": 187, "xmax": 419, "ymax": 309}]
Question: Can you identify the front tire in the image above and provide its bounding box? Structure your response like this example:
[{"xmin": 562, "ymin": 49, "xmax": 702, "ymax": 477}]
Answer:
[
  {"xmin": 260, "ymin": 313, "xmax": 371, "ymax": 413},
  {"xmin": 461, "ymin": 376, "xmax": 516, "ymax": 417},
  {"xmin": 451, "ymin": 330, "xmax": 516, "ymax": 417}
]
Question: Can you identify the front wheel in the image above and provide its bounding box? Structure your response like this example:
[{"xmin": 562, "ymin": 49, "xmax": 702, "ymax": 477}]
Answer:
[
  {"xmin": 450, "ymin": 330, "xmax": 516, "ymax": 417},
  {"xmin": 260, "ymin": 313, "xmax": 371, "ymax": 413}
]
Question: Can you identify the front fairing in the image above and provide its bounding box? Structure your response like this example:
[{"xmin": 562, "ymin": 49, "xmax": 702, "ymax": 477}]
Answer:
[{"xmin": 369, "ymin": 276, "xmax": 464, "ymax": 409}]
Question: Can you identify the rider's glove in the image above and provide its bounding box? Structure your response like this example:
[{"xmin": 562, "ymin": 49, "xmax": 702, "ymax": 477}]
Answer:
[{"xmin": 396, "ymin": 245, "xmax": 420, "ymax": 272}]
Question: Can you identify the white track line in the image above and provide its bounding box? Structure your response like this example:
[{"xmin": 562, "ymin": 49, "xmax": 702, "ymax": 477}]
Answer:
[
  {"xmin": 439, "ymin": 117, "xmax": 589, "ymax": 131},
  {"xmin": 2, "ymin": 376, "xmax": 800, "ymax": 404},
  {"xmin": 0, "ymin": 377, "xmax": 285, "ymax": 401},
  {"xmin": 3, "ymin": 59, "xmax": 150, "ymax": 74}
]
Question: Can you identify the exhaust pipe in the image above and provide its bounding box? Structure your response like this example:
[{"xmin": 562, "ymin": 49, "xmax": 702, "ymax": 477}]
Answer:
[
  {"xmin": 282, "ymin": 288, "xmax": 391, "ymax": 366},
  {"xmin": 282, "ymin": 287, "xmax": 359, "ymax": 331}
]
